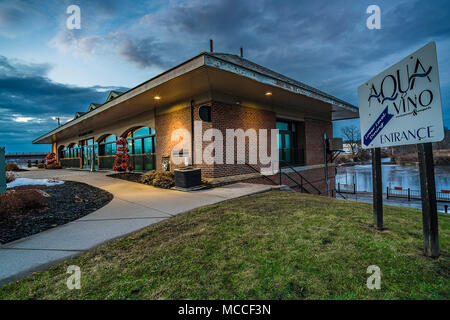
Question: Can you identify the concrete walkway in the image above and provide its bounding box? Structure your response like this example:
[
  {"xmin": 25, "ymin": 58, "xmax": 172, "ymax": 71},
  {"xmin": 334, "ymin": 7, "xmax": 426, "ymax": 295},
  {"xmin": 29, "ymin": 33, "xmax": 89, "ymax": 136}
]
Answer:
[{"xmin": 0, "ymin": 170, "xmax": 273, "ymax": 286}]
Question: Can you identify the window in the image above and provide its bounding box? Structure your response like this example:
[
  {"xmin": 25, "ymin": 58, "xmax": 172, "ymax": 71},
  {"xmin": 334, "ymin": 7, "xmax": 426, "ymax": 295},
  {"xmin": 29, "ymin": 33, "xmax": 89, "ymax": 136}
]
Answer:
[
  {"xmin": 99, "ymin": 135, "xmax": 117, "ymax": 156},
  {"xmin": 124, "ymin": 127, "xmax": 156, "ymax": 171},
  {"xmin": 199, "ymin": 105, "xmax": 211, "ymax": 122}
]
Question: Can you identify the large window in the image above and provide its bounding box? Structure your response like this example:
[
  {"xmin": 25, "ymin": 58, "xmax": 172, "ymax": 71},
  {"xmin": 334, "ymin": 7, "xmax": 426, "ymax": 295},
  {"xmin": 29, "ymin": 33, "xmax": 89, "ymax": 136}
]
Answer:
[
  {"xmin": 126, "ymin": 127, "xmax": 156, "ymax": 171},
  {"xmin": 98, "ymin": 135, "xmax": 117, "ymax": 170},
  {"xmin": 277, "ymin": 120, "xmax": 305, "ymax": 166},
  {"xmin": 60, "ymin": 144, "xmax": 82, "ymax": 168}
]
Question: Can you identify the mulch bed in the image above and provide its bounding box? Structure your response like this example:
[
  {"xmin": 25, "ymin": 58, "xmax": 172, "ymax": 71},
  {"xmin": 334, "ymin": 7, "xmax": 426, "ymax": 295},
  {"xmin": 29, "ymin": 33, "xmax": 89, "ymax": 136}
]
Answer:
[
  {"xmin": 0, "ymin": 181, "xmax": 113, "ymax": 244},
  {"xmin": 107, "ymin": 173, "xmax": 143, "ymax": 183}
]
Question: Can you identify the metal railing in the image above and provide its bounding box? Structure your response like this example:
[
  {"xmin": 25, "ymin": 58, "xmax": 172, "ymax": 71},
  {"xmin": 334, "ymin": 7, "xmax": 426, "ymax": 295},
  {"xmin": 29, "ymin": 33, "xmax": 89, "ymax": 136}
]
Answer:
[
  {"xmin": 278, "ymin": 160, "xmax": 321, "ymax": 194},
  {"xmin": 386, "ymin": 187, "xmax": 450, "ymax": 202},
  {"xmin": 337, "ymin": 183, "xmax": 356, "ymax": 194}
]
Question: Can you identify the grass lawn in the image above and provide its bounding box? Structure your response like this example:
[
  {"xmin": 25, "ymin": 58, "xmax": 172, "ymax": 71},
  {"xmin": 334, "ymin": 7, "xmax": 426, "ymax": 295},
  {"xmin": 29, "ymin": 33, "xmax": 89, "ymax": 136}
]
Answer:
[{"xmin": 0, "ymin": 191, "xmax": 448, "ymax": 300}]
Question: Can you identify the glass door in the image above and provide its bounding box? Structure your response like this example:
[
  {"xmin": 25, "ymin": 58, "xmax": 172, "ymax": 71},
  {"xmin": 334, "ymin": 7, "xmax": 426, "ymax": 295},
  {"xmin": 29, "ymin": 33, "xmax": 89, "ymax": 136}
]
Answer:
[
  {"xmin": 82, "ymin": 138, "xmax": 98, "ymax": 170},
  {"xmin": 277, "ymin": 121, "xmax": 292, "ymax": 165}
]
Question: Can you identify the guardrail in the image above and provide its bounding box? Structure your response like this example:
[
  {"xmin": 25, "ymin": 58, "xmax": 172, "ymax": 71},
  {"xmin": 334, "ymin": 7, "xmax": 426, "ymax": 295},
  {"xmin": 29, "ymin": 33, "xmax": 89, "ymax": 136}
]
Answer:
[
  {"xmin": 386, "ymin": 187, "xmax": 450, "ymax": 202},
  {"xmin": 337, "ymin": 183, "xmax": 356, "ymax": 194}
]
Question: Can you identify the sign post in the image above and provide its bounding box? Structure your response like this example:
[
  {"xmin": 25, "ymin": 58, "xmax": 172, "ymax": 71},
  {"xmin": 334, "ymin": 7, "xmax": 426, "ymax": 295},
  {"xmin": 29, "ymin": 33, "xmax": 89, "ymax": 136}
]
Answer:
[
  {"xmin": 372, "ymin": 148, "xmax": 383, "ymax": 229},
  {"xmin": 417, "ymin": 143, "xmax": 439, "ymax": 257},
  {"xmin": 0, "ymin": 147, "xmax": 6, "ymax": 194},
  {"xmin": 358, "ymin": 42, "xmax": 444, "ymax": 257}
]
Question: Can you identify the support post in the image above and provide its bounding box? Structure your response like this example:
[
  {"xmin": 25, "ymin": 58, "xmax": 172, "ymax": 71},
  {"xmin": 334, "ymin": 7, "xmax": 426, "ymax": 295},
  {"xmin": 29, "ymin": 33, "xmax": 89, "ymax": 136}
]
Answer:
[
  {"xmin": 0, "ymin": 147, "xmax": 5, "ymax": 194},
  {"xmin": 417, "ymin": 142, "xmax": 439, "ymax": 258},
  {"xmin": 372, "ymin": 148, "xmax": 383, "ymax": 229},
  {"xmin": 323, "ymin": 133, "xmax": 330, "ymax": 196}
]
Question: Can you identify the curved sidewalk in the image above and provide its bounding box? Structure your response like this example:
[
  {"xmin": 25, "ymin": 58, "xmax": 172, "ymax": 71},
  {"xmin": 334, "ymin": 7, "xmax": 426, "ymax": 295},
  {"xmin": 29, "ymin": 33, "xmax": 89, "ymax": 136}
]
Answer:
[{"xmin": 0, "ymin": 170, "xmax": 273, "ymax": 286}]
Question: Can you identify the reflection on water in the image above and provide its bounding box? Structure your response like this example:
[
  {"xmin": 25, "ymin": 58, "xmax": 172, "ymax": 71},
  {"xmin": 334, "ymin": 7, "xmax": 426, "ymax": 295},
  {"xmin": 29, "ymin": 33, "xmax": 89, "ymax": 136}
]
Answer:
[{"xmin": 336, "ymin": 160, "xmax": 450, "ymax": 192}]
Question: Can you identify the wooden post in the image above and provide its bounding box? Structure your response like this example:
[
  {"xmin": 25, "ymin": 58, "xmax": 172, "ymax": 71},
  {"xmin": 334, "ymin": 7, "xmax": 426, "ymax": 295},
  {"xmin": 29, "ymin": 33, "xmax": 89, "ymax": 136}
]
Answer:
[
  {"xmin": 0, "ymin": 147, "xmax": 5, "ymax": 194},
  {"xmin": 372, "ymin": 148, "xmax": 383, "ymax": 229},
  {"xmin": 417, "ymin": 142, "xmax": 440, "ymax": 258}
]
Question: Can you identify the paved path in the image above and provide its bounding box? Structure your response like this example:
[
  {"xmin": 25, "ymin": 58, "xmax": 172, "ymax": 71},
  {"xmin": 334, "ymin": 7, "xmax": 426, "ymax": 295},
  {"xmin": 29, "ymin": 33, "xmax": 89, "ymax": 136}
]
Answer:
[{"xmin": 0, "ymin": 170, "xmax": 273, "ymax": 286}]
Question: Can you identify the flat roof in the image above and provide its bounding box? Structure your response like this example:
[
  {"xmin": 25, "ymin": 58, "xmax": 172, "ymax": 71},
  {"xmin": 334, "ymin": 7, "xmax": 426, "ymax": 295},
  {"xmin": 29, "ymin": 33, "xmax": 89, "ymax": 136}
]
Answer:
[{"xmin": 33, "ymin": 52, "xmax": 358, "ymax": 144}]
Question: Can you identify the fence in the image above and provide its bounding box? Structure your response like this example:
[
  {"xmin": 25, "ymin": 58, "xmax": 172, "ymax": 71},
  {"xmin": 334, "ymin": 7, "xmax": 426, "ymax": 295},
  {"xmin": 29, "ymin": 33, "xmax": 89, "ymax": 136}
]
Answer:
[
  {"xmin": 337, "ymin": 183, "xmax": 356, "ymax": 194},
  {"xmin": 386, "ymin": 187, "xmax": 450, "ymax": 202}
]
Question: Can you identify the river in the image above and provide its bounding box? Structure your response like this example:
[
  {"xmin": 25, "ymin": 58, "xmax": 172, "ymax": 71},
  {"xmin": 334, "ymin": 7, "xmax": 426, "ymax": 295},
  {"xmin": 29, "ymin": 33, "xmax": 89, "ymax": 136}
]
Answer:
[{"xmin": 335, "ymin": 159, "xmax": 450, "ymax": 192}]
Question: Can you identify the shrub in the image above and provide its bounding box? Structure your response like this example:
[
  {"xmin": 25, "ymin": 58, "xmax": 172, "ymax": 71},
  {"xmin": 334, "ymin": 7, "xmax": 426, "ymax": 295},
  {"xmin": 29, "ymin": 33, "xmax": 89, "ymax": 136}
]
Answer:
[
  {"xmin": 37, "ymin": 163, "xmax": 45, "ymax": 169},
  {"xmin": 5, "ymin": 163, "xmax": 19, "ymax": 171},
  {"xmin": 140, "ymin": 170, "xmax": 174, "ymax": 189},
  {"xmin": 0, "ymin": 189, "xmax": 48, "ymax": 217},
  {"xmin": 46, "ymin": 163, "xmax": 62, "ymax": 169},
  {"xmin": 152, "ymin": 171, "xmax": 175, "ymax": 189},
  {"xmin": 113, "ymin": 138, "xmax": 133, "ymax": 172},
  {"xmin": 45, "ymin": 152, "xmax": 57, "ymax": 167},
  {"xmin": 6, "ymin": 171, "xmax": 16, "ymax": 183},
  {"xmin": 140, "ymin": 170, "xmax": 157, "ymax": 185},
  {"xmin": 27, "ymin": 160, "xmax": 32, "ymax": 168}
]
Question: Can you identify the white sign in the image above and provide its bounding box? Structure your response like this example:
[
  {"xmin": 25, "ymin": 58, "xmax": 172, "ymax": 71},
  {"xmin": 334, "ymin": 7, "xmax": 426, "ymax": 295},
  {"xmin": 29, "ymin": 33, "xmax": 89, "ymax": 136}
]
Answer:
[{"xmin": 358, "ymin": 42, "xmax": 444, "ymax": 149}]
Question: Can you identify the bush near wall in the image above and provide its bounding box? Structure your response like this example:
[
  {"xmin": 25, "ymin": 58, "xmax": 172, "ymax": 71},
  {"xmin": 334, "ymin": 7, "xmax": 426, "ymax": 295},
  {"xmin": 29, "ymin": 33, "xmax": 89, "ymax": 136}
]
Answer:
[
  {"xmin": 0, "ymin": 189, "xmax": 48, "ymax": 218},
  {"xmin": 46, "ymin": 163, "xmax": 62, "ymax": 169},
  {"xmin": 5, "ymin": 163, "xmax": 19, "ymax": 171},
  {"xmin": 37, "ymin": 163, "xmax": 45, "ymax": 169},
  {"xmin": 140, "ymin": 170, "xmax": 174, "ymax": 189}
]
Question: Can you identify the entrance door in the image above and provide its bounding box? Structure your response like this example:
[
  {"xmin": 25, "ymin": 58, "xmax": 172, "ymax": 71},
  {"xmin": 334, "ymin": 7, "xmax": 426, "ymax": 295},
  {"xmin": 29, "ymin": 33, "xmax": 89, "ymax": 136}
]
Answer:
[
  {"xmin": 277, "ymin": 121, "xmax": 292, "ymax": 164},
  {"xmin": 82, "ymin": 139, "xmax": 98, "ymax": 170}
]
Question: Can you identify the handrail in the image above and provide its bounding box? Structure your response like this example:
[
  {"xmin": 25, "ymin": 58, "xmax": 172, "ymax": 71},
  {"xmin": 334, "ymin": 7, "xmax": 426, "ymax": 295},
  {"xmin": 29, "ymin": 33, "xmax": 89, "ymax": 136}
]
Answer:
[
  {"xmin": 281, "ymin": 172, "xmax": 311, "ymax": 193},
  {"xmin": 243, "ymin": 163, "xmax": 278, "ymax": 186},
  {"xmin": 278, "ymin": 160, "xmax": 321, "ymax": 194},
  {"xmin": 244, "ymin": 162, "xmax": 312, "ymax": 194}
]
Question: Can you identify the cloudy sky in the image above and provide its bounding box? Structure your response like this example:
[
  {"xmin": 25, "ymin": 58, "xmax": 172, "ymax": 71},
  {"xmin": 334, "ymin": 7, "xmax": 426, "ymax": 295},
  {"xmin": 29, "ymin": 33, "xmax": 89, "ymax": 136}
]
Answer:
[{"xmin": 0, "ymin": 0, "xmax": 449, "ymax": 152}]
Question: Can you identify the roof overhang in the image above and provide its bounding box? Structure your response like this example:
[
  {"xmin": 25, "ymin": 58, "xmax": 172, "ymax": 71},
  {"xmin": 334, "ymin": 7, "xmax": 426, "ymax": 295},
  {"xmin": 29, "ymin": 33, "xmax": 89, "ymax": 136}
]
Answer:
[{"xmin": 33, "ymin": 53, "xmax": 358, "ymax": 144}]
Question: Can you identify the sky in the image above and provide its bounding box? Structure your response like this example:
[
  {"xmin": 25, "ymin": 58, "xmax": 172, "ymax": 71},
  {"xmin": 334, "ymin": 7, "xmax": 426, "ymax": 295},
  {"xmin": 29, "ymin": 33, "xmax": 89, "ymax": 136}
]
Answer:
[{"xmin": 0, "ymin": 0, "xmax": 449, "ymax": 153}]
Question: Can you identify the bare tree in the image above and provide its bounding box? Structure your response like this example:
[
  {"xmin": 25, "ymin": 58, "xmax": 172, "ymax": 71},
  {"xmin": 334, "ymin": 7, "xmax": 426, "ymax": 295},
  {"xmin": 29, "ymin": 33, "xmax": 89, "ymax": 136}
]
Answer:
[{"xmin": 341, "ymin": 125, "xmax": 360, "ymax": 158}]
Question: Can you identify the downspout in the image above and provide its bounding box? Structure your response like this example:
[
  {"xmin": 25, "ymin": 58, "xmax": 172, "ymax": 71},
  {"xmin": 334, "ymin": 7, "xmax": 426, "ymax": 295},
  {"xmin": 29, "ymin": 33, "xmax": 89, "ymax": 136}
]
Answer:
[{"xmin": 190, "ymin": 99, "xmax": 195, "ymax": 166}]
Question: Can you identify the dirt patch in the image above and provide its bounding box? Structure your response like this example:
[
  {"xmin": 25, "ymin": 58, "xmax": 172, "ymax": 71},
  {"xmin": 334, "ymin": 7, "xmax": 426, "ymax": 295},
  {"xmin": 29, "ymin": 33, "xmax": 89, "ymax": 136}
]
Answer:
[{"xmin": 0, "ymin": 181, "xmax": 113, "ymax": 244}]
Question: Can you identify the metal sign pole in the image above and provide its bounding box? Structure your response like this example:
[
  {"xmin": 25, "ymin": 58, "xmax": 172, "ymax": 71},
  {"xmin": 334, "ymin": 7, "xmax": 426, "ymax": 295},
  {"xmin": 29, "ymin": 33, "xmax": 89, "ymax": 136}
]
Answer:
[
  {"xmin": 0, "ymin": 147, "xmax": 6, "ymax": 193},
  {"xmin": 372, "ymin": 147, "xmax": 383, "ymax": 229},
  {"xmin": 0, "ymin": 147, "xmax": 5, "ymax": 194},
  {"xmin": 417, "ymin": 142, "xmax": 439, "ymax": 258},
  {"xmin": 323, "ymin": 133, "xmax": 330, "ymax": 196}
]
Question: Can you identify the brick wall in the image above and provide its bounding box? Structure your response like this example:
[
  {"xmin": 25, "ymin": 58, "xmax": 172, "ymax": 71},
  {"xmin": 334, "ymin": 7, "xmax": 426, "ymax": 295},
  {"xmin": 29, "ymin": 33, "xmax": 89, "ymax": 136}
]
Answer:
[
  {"xmin": 155, "ymin": 106, "xmax": 190, "ymax": 171},
  {"xmin": 211, "ymin": 101, "xmax": 276, "ymax": 178},
  {"xmin": 304, "ymin": 118, "xmax": 333, "ymax": 165},
  {"xmin": 154, "ymin": 100, "xmax": 335, "ymax": 194}
]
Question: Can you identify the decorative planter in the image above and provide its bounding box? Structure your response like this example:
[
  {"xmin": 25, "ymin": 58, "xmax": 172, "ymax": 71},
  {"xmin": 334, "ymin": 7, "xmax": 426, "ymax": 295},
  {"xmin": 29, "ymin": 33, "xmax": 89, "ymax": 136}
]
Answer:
[{"xmin": 174, "ymin": 168, "xmax": 201, "ymax": 189}]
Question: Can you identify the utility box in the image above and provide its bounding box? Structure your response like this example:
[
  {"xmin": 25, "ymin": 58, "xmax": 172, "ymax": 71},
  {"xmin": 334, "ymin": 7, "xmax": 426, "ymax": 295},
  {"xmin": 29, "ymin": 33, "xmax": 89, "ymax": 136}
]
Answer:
[
  {"xmin": 328, "ymin": 138, "xmax": 343, "ymax": 152},
  {"xmin": 174, "ymin": 168, "xmax": 202, "ymax": 190},
  {"xmin": 0, "ymin": 147, "xmax": 6, "ymax": 194}
]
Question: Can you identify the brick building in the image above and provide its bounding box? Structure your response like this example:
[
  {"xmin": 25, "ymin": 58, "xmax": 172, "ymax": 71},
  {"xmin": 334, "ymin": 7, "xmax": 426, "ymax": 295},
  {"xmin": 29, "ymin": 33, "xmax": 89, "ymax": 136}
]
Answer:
[{"xmin": 33, "ymin": 52, "xmax": 358, "ymax": 193}]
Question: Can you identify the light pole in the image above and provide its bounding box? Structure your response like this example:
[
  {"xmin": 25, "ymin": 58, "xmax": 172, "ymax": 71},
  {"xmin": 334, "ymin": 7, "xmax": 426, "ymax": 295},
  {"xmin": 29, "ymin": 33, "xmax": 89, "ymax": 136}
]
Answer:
[{"xmin": 52, "ymin": 117, "xmax": 61, "ymax": 127}]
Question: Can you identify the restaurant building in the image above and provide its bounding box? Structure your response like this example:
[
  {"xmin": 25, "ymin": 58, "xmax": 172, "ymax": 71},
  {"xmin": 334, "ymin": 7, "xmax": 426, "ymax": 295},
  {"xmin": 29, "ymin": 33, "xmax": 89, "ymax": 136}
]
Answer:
[{"xmin": 33, "ymin": 51, "xmax": 358, "ymax": 193}]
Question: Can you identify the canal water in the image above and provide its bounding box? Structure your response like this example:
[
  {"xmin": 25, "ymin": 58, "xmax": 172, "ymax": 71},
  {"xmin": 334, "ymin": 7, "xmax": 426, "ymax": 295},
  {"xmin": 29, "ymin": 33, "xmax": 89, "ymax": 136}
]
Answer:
[{"xmin": 336, "ymin": 159, "xmax": 450, "ymax": 192}]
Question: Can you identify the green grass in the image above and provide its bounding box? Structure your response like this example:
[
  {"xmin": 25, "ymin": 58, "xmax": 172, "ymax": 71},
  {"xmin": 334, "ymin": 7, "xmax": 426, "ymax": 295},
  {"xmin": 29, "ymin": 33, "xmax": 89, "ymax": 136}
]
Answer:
[{"xmin": 0, "ymin": 191, "xmax": 449, "ymax": 300}]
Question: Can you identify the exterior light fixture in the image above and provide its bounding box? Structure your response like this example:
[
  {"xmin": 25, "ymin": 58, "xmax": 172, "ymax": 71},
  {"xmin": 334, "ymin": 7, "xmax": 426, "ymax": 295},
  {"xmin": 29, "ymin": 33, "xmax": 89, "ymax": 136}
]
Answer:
[
  {"xmin": 154, "ymin": 96, "xmax": 161, "ymax": 100},
  {"xmin": 52, "ymin": 116, "xmax": 61, "ymax": 127},
  {"xmin": 265, "ymin": 92, "xmax": 272, "ymax": 96}
]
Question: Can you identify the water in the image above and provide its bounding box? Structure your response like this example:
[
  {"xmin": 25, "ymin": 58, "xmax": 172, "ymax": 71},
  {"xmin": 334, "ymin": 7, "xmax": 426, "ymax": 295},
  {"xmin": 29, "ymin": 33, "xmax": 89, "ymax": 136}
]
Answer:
[{"xmin": 336, "ymin": 159, "xmax": 450, "ymax": 192}]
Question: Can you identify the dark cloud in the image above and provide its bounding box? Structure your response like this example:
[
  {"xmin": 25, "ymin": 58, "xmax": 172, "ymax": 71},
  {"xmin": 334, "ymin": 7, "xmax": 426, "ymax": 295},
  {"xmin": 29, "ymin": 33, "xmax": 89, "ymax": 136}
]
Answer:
[
  {"xmin": 0, "ymin": 56, "xmax": 128, "ymax": 152},
  {"xmin": 1, "ymin": 0, "xmax": 450, "ymax": 152}
]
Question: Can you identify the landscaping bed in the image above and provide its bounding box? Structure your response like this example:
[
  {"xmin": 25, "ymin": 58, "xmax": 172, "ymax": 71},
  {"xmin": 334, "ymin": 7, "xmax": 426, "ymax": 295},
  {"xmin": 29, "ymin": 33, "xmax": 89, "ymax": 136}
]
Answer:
[
  {"xmin": 0, "ymin": 181, "xmax": 113, "ymax": 244},
  {"xmin": 0, "ymin": 191, "xmax": 448, "ymax": 299},
  {"xmin": 107, "ymin": 172, "xmax": 142, "ymax": 183}
]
